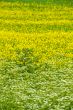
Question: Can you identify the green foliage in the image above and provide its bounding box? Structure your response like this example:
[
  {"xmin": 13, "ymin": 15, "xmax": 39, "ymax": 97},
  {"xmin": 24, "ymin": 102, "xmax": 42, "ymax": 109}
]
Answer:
[
  {"xmin": 0, "ymin": 59, "xmax": 73, "ymax": 110},
  {"xmin": 0, "ymin": 1, "xmax": 73, "ymax": 110},
  {"xmin": 0, "ymin": 0, "xmax": 73, "ymax": 6}
]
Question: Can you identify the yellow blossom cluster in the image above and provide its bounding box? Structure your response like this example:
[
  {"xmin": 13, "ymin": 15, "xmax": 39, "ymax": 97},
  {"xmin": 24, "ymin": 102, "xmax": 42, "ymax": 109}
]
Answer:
[{"xmin": 0, "ymin": 2, "xmax": 73, "ymax": 66}]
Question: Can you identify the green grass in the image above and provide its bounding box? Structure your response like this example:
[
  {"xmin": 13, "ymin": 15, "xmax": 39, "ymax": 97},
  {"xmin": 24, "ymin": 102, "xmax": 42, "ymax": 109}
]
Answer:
[
  {"xmin": 0, "ymin": 0, "xmax": 73, "ymax": 5},
  {"xmin": 0, "ymin": 1, "xmax": 73, "ymax": 110}
]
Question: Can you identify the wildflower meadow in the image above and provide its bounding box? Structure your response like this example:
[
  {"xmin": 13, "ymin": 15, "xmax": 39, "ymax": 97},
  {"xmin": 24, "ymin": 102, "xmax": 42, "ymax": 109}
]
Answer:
[{"xmin": 0, "ymin": 0, "xmax": 73, "ymax": 110}]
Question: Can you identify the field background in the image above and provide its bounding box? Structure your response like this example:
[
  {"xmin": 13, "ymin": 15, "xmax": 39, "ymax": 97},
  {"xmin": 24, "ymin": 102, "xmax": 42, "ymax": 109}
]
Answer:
[{"xmin": 0, "ymin": 0, "xmax": 73, "ymax": 110}]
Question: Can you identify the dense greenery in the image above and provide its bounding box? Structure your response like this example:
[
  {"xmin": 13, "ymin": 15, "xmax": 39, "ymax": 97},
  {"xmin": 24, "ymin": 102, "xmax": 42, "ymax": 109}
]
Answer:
[
  {"xmin": 0, "ymin": 0, "xmax": 73, "ymax": 110},
  {"xmin": 0, "ymin": 0, "xmax": 73, "ymax": 5}
]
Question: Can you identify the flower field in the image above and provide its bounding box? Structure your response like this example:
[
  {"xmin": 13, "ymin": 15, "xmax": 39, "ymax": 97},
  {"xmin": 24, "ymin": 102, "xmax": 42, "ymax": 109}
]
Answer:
[{"xmin": 0, "ymin": 1, "xmax": 73, "ymax": 110}]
